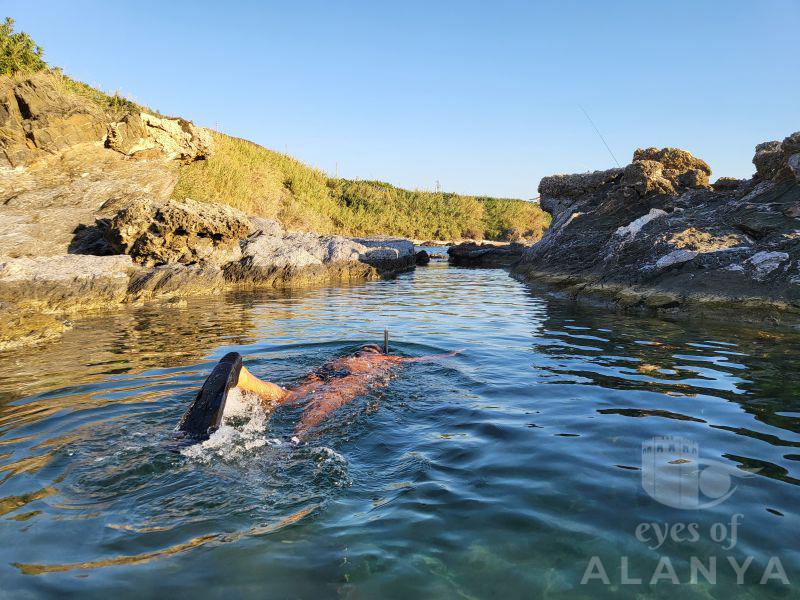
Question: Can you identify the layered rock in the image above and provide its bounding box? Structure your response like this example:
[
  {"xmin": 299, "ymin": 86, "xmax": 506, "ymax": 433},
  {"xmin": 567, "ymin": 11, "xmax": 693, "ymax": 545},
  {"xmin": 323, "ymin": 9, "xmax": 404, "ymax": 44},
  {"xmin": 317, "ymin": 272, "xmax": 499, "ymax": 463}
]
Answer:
[
  {"xmin": 514, "ymin": 133, "xmax": 800, "ymax": 324},
  {"xmin": 448, "ymin": 242, "xmax": 526, "ymax": 268},
  {"xmin": 0, "ymin": 254, "xmax": 135, "ymax": 311},
  {"xmin": 106, "ymin": 112, "xmax": 213, "ymax": 162},
  {"xmin": 0, "ymin": 72, "xmax": 212, "ymax": 168},
  {"xmin": 0, "ymin": 73, "xmax": 211, "ymax": 260},
  {"xmin": 0, "ymin": 73, "xmax": 107, "ymax": 167}
]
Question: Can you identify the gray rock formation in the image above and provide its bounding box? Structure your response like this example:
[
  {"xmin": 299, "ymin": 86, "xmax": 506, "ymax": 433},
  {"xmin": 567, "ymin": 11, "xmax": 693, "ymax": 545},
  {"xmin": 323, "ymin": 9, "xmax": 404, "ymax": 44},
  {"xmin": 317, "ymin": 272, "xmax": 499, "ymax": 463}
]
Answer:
[
  {"xmin": 0, "ymin": 254, "xmax": 135, "ymax": 310},
  {"xmin": 514, "ymin": 132, "xmax": 800, "ymax": 324},
  {"xmin": 227, "ymin": 224, "xmax": 415, "ymax": 286}
]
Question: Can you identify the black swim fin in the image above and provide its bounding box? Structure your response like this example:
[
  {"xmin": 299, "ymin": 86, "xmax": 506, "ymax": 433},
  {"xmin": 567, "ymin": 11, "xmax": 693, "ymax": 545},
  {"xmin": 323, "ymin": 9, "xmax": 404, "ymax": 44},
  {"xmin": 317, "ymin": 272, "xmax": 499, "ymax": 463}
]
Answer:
[{"xmin": 177, "ymin": 352, "xmax": 243, "ymax": 441}]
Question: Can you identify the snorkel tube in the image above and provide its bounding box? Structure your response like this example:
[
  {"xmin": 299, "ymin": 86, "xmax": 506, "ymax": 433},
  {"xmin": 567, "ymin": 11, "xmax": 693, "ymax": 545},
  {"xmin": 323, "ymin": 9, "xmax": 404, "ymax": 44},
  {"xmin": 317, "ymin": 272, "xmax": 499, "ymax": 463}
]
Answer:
[{"xmin": 177, "ymin": 352, "xmax": 243, "ymax": 441}]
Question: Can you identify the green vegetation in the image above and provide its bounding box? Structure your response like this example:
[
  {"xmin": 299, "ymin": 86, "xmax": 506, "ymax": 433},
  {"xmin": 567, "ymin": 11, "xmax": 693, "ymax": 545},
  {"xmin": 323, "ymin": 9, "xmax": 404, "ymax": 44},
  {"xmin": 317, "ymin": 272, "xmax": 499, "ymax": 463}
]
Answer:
[
  {"xmin": 174, "ymin": 133, "xmax": 549, "ymax": 241},
  {"xmin": 0, "ymin": 17, "xmax": 46, "ymax": 75}
]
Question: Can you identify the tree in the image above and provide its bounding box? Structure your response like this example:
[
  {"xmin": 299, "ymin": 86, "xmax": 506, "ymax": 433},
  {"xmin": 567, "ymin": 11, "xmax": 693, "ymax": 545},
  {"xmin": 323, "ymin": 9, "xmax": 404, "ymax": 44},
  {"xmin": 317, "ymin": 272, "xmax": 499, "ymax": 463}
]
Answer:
[{"xmin": 0, "ymin": 17, "xmax": 47, "ymax": 76}]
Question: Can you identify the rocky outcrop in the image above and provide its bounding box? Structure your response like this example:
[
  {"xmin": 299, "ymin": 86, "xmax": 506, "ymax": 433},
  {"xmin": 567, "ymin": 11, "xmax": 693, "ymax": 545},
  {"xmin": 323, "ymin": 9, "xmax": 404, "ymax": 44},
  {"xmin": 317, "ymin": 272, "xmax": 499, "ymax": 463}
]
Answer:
[
  {"xmin": 448, "ymin": 242, "xmax": 525, "ymax": 268},
  {"xmin": 0, "ymin": 254, "xmax": 135, "ymax": 311},
  {"xmin": 0, "ymin": 73, "xmax": 107, "ymax": 168},
  {"xmin": 0, "ymin": 73, "xmax": 212, "ymax": 168},
  {"xmin": 227, "ymin": 224, "xmax": 414, "ymax": 286},
  {"xmin": 106, "ymin": 112, "xmax": 213, "ymax": 162},
  {"xmin": 0, "ymin": 73, "xmax": 211, "ymax": 260},
  {"xmin": 415, "ymin": 250, "xmax": 431, "ymax": 266},
  {"xmin": 514, "ymin": 132, "xmax": 800, "ymax": 325},
  {"xmin": 0, "ymin": 145, "xmax": 179, "ymax": 258},
  {"xmin": 104, "ymin": 197, "xmax": 251, "ymax": 266}
]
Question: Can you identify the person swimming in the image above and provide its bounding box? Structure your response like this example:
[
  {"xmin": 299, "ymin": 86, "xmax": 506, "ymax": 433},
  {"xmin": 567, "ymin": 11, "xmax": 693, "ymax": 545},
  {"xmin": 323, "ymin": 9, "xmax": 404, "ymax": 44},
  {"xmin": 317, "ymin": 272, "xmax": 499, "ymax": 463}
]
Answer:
[{"xmin": 177, "ymin": 344, "xmax": 458, "ymax": 442}]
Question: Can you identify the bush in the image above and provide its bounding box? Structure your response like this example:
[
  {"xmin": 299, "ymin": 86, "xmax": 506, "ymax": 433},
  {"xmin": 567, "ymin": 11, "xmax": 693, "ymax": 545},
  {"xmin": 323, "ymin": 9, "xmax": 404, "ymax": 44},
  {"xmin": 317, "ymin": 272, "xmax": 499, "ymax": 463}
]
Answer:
[{"xmin": 0, "ymin": 17, "xmax": 46, "ymax": 76}]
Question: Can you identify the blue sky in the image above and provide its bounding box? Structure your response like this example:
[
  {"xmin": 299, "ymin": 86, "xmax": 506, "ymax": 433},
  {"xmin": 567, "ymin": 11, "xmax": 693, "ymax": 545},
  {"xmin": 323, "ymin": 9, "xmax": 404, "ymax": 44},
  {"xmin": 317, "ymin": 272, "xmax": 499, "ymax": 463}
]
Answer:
[{"xmin": 9, "ymin": 1, "xmax": 799, "ymax": 198}]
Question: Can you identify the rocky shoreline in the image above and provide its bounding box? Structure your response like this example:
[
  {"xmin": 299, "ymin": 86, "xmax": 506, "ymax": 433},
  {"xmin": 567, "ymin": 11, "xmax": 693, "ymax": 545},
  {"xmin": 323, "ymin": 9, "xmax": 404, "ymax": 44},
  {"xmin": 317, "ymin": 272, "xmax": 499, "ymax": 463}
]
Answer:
[
  {"xmin": 510, "ymin": 132, "xmax": 800, "ymax": 327},
  {"xmin": 0, "ymin": 74, "xmax": 415, "ymax": 350},
  {"xmin": 0, "ymin": 203, "xmax": 415, "ymax": 350},
  {"xmin": 3, "ymin": 71, "xmax": 799, "ymax": 350}
]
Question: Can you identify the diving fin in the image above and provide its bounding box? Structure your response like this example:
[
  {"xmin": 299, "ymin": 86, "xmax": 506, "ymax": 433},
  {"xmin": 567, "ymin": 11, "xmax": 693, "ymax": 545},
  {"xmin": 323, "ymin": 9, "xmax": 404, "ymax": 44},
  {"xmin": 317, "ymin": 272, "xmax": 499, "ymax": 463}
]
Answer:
[{"xmin": 177, "ymin": 352, "xmax": 243, "ymax": 441}]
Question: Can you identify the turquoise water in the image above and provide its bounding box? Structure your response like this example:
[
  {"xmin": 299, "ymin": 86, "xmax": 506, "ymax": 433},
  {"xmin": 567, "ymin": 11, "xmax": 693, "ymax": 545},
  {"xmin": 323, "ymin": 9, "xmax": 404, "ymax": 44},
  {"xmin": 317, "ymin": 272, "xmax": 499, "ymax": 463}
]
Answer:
[{"xmin": 0, "ymin": 260, "xmax": 798, "ymax": 598}]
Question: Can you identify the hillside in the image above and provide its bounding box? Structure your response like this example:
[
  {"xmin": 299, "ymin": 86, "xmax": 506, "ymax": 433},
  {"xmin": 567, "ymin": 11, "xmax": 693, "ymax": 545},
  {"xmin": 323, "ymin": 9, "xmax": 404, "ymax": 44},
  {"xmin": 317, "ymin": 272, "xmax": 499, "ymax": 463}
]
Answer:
[
  {"xmin": 173, "ymin": 132, "xmax": 548, "ymax": 242},
  {"xmin": 1, "ymin": 18, "xmax": 547, "ymax": 243}
]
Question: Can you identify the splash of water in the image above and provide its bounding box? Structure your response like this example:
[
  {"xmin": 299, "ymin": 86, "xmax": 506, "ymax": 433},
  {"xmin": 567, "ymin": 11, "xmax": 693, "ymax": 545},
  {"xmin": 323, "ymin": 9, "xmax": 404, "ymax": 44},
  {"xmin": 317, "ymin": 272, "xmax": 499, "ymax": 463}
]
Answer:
[{"xmin": 181, "ymin": 388, "xmax": 270, "ymax": 462}]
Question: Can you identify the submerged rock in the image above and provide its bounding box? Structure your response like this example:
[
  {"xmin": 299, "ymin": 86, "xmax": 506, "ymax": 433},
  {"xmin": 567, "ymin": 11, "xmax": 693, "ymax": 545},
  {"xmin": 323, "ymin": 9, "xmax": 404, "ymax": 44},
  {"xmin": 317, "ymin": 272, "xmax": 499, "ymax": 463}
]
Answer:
[
  {"xmin": 514, "ymin": 133, "xmax": 800, "ymax": 324},
  {"xmin": 415, "ymin": 250, "xmax": 431, "ymax": 266}
]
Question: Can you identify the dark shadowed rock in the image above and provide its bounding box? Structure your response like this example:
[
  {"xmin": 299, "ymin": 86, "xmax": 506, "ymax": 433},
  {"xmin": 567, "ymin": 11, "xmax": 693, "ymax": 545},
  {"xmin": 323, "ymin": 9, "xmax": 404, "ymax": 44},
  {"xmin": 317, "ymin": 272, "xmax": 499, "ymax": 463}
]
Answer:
[
  {"xmin": 415, "ymin": 250, "xmax": 431, "ymax": 266},
  {"xmin": 448, "ymin": 242, "xmax": 525, "ymax": 268},
  {"xmin": 713, "ymin": 177, "xmax": 744, "ymax": 191}
]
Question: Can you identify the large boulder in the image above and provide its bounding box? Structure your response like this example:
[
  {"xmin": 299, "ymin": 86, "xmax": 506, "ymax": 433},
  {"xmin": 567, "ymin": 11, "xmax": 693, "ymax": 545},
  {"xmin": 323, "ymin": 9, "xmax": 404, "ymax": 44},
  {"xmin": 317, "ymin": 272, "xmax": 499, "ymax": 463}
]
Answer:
[
  {"xmin": 106, "ymin": 112, "xmax": 213, "ymax": 162},
  {"xmin": 353, "ymin": 237, "xmax": 416, "ymax": 272},
  {"xmin": 105, "ymin": 197, "xmax": 251, "ymax": 266},
  {"xmin": 752, "ymin": 132, "xmax": 800, "ymax": 182}
]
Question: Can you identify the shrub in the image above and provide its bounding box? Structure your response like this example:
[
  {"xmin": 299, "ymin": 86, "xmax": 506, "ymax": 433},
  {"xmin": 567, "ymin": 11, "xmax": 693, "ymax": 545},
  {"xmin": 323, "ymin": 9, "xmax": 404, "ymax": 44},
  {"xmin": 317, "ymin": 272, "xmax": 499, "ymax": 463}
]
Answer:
[{"xmin": 0, "ymin": 17, "xmax": 46, "ymax": 75}]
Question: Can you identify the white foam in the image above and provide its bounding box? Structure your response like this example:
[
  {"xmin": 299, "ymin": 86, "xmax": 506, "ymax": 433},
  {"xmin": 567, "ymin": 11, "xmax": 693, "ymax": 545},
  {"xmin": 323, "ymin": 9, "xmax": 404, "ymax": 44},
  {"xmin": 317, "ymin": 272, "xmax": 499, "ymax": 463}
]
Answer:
[{"xmin": 181, "ymin": 388, "xmax": 270, "ymax": 463}]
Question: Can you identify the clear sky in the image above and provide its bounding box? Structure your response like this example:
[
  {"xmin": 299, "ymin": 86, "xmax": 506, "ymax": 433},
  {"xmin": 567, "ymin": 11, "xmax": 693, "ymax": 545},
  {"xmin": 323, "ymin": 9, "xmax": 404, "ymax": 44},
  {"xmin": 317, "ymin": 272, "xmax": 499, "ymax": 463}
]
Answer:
[{"xmin": 9, "ymin": 1, "xmax": 799, "ymax": 198}]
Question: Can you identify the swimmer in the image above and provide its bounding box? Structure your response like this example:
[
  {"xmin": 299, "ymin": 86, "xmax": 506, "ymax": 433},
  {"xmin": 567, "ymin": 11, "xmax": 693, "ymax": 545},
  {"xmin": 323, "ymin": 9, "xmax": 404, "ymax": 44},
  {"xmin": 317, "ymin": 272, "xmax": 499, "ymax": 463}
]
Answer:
[{"xmin": 177, "ymin": 344, "xmax": 458, "ymax": 441}]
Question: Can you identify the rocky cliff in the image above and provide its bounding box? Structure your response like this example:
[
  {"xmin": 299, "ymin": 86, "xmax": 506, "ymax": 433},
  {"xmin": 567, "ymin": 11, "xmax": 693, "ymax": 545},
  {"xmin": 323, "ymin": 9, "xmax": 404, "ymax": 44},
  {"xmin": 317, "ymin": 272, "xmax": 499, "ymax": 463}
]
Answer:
[
  {"xmin": 0, "ymin": 73, "xmax": 415, "ymax": 350},
  {"xmin": 513, "ymin": 132, "xmax": 800, "ymax": 325}
]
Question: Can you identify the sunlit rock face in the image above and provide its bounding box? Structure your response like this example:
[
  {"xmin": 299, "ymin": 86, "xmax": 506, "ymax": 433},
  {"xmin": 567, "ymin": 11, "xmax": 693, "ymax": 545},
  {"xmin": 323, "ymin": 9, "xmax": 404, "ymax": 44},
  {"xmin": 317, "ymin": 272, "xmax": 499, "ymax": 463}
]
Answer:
[{"xmin": 514, "ymin": 133, "xmax": 800, "ymax": 323}]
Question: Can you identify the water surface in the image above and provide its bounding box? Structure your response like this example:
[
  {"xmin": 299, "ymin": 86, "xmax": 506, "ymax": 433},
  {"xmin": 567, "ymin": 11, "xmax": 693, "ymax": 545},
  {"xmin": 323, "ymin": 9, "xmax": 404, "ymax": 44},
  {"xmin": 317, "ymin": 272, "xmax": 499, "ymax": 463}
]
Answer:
[{"xmin": 0, "ymin": 260, "xmax": 798, "ymax": 598}]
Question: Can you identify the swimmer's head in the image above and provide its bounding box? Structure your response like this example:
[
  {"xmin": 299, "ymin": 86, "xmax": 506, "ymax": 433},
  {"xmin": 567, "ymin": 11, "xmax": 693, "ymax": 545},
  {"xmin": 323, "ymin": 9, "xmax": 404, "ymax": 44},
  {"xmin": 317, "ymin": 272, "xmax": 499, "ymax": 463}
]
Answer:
[{"xmin": 357, "ymin": 343, "xmax": 383, "ymax": 356}]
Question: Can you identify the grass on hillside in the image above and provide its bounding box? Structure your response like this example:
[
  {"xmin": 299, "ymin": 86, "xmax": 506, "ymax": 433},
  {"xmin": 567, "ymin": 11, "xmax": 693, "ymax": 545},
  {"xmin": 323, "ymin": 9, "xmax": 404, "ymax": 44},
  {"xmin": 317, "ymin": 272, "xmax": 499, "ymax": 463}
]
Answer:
[{"xmin": 174, "ymin": 133, "xmax": 550, "ymax": 241}]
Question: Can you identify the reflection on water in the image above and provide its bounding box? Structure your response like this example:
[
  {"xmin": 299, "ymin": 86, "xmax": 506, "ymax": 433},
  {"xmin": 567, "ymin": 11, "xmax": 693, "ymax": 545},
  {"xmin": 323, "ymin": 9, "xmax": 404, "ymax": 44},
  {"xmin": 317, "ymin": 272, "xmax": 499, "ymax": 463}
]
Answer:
[{"xmin": 0, "ymin": 261, "xmax": 798, "ymax": 598}]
